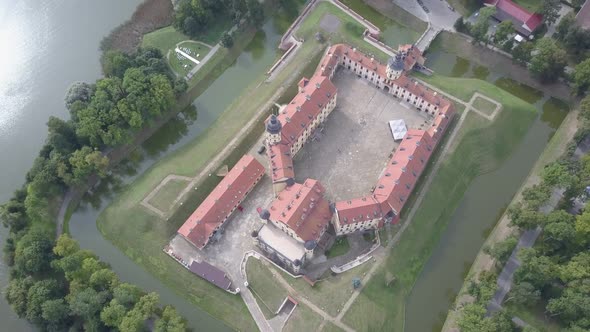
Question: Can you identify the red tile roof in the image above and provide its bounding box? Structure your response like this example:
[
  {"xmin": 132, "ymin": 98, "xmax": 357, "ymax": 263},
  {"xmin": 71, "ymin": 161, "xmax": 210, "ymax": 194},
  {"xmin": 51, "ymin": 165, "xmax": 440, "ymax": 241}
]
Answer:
[
  {"xmin": 268, "ymin": 143, "xmax": 295, "ymax": 182},
  {"xmin": 178, "ymin": 155, "xmax": 264, "ymax": 249},
  {"xmin": 335, "ymin": 196, "xmax": 382, "ymax": 225},
  {"xmin": 268, "ymin": 179, "xmax": 332, "ymax": 242},
  {"xmin": 484, "ymin": 0, "xmax": 543, "ymax": 32},
  {"xmin": 275, "ymin": 75, "xmax": 337, "ymax": 144}
]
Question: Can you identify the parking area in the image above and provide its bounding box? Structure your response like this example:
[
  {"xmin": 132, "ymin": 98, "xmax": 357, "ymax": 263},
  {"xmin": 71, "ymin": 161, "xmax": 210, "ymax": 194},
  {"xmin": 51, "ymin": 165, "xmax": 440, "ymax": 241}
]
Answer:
[{"xmin": 294, "ymin": 70, "xmax": 433, "ymax": 201}]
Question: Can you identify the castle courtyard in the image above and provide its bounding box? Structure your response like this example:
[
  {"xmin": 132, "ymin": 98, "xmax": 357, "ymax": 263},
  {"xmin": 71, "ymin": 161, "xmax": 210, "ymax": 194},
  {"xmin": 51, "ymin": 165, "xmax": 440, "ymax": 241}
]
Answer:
[{"xmin": 294, "ymin": 69, "xmax": 434, "ymax": 201}]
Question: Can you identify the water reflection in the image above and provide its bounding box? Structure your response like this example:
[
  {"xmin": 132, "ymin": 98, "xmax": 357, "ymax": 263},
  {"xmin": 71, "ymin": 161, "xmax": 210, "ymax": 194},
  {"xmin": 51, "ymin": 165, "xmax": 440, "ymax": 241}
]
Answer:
[{"xmin": 143, "ymin": 105, "xmax": 198, "ymax": 157}]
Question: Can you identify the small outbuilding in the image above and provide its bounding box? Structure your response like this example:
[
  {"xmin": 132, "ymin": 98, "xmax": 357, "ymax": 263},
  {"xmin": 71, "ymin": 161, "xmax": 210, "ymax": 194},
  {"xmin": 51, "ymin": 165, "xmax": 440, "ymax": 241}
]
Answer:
[{"xmin": 389, "ymin": 119, "xmax": 408, "ymax": 141}]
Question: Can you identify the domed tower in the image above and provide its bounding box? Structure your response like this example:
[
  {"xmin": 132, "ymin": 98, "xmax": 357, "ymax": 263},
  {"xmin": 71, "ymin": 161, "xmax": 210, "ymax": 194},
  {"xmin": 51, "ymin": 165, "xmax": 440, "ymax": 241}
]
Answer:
[
  {"xmin": 265, "ymin": 114, "xmax": 282, "ymax": 145},
  {"xmin": 304, "ymin": 240, "xmax": 317, "ymax": 260},
  {"xmin": 386, "ymin": 53, "xmax": 404, "ymax": 80}
]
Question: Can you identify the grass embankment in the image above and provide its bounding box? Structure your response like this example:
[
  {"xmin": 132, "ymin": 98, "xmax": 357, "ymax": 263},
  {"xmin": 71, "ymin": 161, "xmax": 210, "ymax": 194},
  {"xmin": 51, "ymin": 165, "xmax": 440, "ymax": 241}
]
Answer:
[
  {"xmin": 279, "ymin": 260, "xmax": 374, "ymax": 316},
  {"xmin": 342, "ymin": 75, "xmax": 539, "ymax": 331},
  {"xmin": 361, "ymin": 0, "xmax": 427, "ymax": 33},
  {"xmin": 296, "ymin": 2, "xmax": 392, "ymax": 62},
  {"xmin": 284, "ymin": 303, "xmax": 324, "ymax": 332},
  {"xmin": 246, "ymin": 259, "xmax": 287, "ymax": 317},
  {"xmin": 442, "ymin": 106, "xmax": 578, "ymax": 331}
]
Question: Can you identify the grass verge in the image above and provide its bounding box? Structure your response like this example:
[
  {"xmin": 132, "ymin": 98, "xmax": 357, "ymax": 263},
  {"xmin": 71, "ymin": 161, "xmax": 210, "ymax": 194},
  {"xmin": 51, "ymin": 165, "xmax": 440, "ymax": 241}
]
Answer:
[
  {"xmin": 148, "ymin": 178, "xmax": 189, "ymax": 213},
  {"xmin": 326, "ymin": 237, "xmax": 351, "ymax": 258},
  {"xmin": 284, "ymin": 304, "xmax": 324, "ymax": 332},
  {"xmin": 472, "ymin": 96, "xmax": 497, "ymax": 116},
  {"xmin": 342, "ymin": 75, "xmax": 539, "ymax": 331},
  {"xmin": 246, "ymin": 259, "xmax": 287, "ymax": 317}
]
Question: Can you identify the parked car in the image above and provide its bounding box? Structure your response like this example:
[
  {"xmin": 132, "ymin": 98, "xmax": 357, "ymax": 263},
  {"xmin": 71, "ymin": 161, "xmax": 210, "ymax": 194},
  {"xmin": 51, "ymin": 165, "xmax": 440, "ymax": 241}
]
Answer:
[{"xmin": 257, "ymin": 145, "xmax": 266, "ymax": 154}]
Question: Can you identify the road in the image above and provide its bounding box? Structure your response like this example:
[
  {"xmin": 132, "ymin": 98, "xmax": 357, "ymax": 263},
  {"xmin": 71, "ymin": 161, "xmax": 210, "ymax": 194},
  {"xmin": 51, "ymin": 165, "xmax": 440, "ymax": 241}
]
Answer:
[{"xmin": 393, "ymin": 0, "xmax": 460, "ymax": 30}]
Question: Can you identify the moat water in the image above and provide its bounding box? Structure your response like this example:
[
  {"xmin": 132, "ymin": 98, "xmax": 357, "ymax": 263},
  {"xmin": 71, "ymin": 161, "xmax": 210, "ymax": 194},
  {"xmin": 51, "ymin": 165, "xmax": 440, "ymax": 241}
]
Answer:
[{"xmin": 403, "ymin": 50, "xmax": 569, "ymax": 332}]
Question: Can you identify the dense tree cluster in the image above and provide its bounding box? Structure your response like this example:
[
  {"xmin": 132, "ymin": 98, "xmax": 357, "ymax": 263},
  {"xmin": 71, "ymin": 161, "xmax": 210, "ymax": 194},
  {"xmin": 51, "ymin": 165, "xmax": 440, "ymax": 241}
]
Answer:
[
  {"xmin": 174, "ymin": 0, "xmax": 265, "ymax": 38},
  {"xmin": 4, "ymin": 234, "xmax": 187, "ymax": 331},
  {"xmin": 1, "ymin": 46, "xmax": 188, "ymax": 330},
  {"xmin": 457, "ymin": 100, "xmax": 590, "ymax": 330}
]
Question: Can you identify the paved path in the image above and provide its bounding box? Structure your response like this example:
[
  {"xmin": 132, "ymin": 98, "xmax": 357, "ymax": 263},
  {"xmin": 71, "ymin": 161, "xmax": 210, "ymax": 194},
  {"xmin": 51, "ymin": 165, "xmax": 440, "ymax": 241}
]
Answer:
[
  {"xmin": 186, "ymin": 43, "xmax": 220, "ymax": 80},
  {"xmin": 56, "ymin": 189, "xmax": 74, "ymax": 238}
]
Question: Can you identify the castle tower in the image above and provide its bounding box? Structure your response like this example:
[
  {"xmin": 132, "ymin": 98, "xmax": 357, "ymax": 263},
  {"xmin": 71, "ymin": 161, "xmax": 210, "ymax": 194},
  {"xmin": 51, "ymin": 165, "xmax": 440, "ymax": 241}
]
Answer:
[
  {"xmin": 386, "ymin": 53, "xmax": 404, "ymax": 80},
  {"xmin": 265, "ymin": 114, "xmax": 282, "ymax": 145}
]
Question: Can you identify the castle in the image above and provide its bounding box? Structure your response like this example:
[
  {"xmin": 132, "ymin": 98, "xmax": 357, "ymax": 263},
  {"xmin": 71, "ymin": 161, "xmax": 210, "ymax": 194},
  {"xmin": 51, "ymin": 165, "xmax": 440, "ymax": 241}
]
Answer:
[{"xmin": 177, "ymin": 43, "xmax": 454, "ymax": 274}]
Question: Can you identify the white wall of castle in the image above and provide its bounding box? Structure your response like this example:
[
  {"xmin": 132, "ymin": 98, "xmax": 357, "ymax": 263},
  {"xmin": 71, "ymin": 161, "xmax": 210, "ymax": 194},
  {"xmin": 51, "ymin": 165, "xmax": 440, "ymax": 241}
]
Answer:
[{"xmin": 332, "ymin": 211, "xmax": 381, "ymax": 236}]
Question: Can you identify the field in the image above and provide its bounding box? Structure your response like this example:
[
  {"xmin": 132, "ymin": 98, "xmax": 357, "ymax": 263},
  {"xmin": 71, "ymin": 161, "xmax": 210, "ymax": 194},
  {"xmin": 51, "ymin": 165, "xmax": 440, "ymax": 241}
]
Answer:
[
  {"xmin": 246, "ymin": 259, "xmax": 287, "ymax": 316},
  {"xmin": 141, "ymin": 27, "xmax": 213, "ymax": 77},
  {"xmin": 147, "ymin": 178, "xmax": 189, "ymax": 212},
  {"xmin": 280, "ymin": 260, "xmax": 374, "ymax": 316},
  {"xmin": 284, "ymin": 303, "xmax": 324, "ymax": 332},
  {"xmin": 472, "ymin": 95, "xmax": 498, "ymax": 116},
  {"xmin": 342, "ymin": 75, "xmax": 539, "ymax": 331}
]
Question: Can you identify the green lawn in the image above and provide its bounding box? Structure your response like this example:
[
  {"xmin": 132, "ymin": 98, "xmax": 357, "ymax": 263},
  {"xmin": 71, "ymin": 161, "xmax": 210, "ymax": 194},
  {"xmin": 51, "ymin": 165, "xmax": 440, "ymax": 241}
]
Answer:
[
  {"xmin": 284, "ymin": 304, "xmax": 324, "ymax": 332},
  {"xmin": 148, "ymin": 178, "xmax": 189, "ymax": 213},
  {"xmin": 326, "ymin": 237, "xmax": 350, "ymax": 258},
  {"xmin": 279, "ymin": 260, "xmax": 374, "ymax": 316},
  {"xmin": 246, "ymin": 258, "xmax": 288, "ymax": 315},
  {"xmin": 296, "ymin": 2, "xmax": 391, "ymax": 62},
  {"xmin": 342, "ymin": 75, "xmax": 539, "ymax": 331},
  {"xmin": 142, "ymin": 27, "xmax": 214, "ymax": 78},
  {"xmin": 168, "ymin": 41, "xmax": 212, "ymax": 77},
  {"xmin": 142, "ymin": 26, "xmax": 192, "ymax": 53},
  {"xmin": 513, "ymin": 0, "xmax": 543, "ymax": 12},
  {"xmin": 472, "ymin": 96, "xmax": 498, "ymax": 116},
  {"xmin": 505, "ymin": 302, "xmax": 561, "ymax": 332},
  {"xmin": 322, "ymin": 321, "xmax": 345, "ymax": 332}
]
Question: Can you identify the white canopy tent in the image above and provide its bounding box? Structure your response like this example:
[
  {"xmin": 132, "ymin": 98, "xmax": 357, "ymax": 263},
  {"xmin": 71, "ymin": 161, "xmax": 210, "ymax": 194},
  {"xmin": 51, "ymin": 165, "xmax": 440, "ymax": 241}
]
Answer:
[{"xmin": 389, "ymin": 119, "xmax": 407, "ymax": 141}]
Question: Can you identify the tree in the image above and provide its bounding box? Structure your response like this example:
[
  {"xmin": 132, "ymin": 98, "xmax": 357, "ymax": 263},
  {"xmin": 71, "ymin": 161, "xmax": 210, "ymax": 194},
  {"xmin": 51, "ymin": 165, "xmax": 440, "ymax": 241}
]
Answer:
[
  {"xmin": 89, "ymin": 268, "xmax": 119, "ymax": 291},
  {"xmin": 506, "ymin": 281, "xmax": 541, "ymax": 306},
  {"xmin": 454, "ymin": 17, "xmax": 467, "ymax": 33},
  {"xmin": 221, "ymin": 31, "xmax": 234, "ymax": 48},
  {"xmin": 26, "ymin": 279, "xmax": 61, "ymax": 325},
  {"xmin": 41, "ymin": 298, "xmax": 71, "ymax": 330},
  {"xmin": 101, "ymin": 300, "xmax": 128, "ymax": 328},
  {"xmin": 6, "ymin": 277, "xmax": 34, "ymax": 317},
  {"xmin": 515, "ymin": 248, "xmax": 557, "ymax": 288},
  {"xmin": 555, "ymin": 12, "xmax": 576, "ymax": 40},
  {"xmin": 546, "ymin": 284, "xmax": 590, "ymax": 327},
  {"xmin": 559, "ymin": 252, "xmax": 590, "ymax": 283},
  {"xmin": 512, "ymin": 41, "xmax": 534, "ymax": 64},
  {"xmin": 154, "ymin": 306, "xmax": 186, "ymax": 332},
  {"xmin": 494, "ymin": 21, "xmax": 514, "ymax": 45},
  {"xmin": 113, "ymin": 283, "xmax": 143, "ymax": 308},
  {"xmin": 508, "ymin": 204, "xmax": 546, "ymax": 229},
  {"xmin": 68, "ymin": 287, "xmax": 109, "ymax": 322},
  {"xmin": 541, "ymin": 0, "xmax": 561, "ymax": 26},
  {"xmin": 471, "ymin": 7, "xmax": 496, "ymax": 44},
  {"xmin": 521, "ymin": 183, "xmax": 552, "ymax": 210},
  {"xmin": 14, "ymin": 227, "xmax": 55, "ymax": 276},
  {"xmin": 541, "ymin": 162, "xmax": 576, "ymax": 188},
  {"xmin": 53, "ymin": 234, "xmax": 80, "ymax": 257},
  {"xmin": 574, "ymin": 58, "xmax": 590, "ymax": 94},
  {"xmin": 575, "ymin": 210, "xmax": 590, "ymax": 244},
  {"xmin": 529, "ymin": 38, "xmax": 567, "ymax": 82},
  {"xmin": 246, "ymin": 0, "xmax": 265, "ymax": 27},
  {"xmin": 457, "ymin": 303, "xmax": 487, "ymax": 331},
  {"xmin": 484, "ymin": 235, "xmax": 518, "ymax": 265},
  {"xmin": 65, "ymin": 82, "xmax": 95, "ymax": 111},
  {"xmin": 102, "ymin": 50, "xmax": 133, "ymax": 78},
  {"xmin": 68, "ymin": 146, "xmax": 109, "ymax": 185},
  {"xmin": 47, "ymin": 116, "xmax": 79, "ymax": 154}
]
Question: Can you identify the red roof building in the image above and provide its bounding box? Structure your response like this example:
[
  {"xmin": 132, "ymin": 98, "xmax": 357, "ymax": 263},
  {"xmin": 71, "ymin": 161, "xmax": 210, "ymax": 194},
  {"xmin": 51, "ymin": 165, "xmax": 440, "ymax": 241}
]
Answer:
[
  {"xmin": 267, "ymin": 179, "xmax": 332, "ymax": 243},
  {"xmin": 178, "ymin": 155, "xmax": 265, "ymax": 249},
  {"xmin": 484, "ymin": 0, "xmax": 543, "ymax": 36}
]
